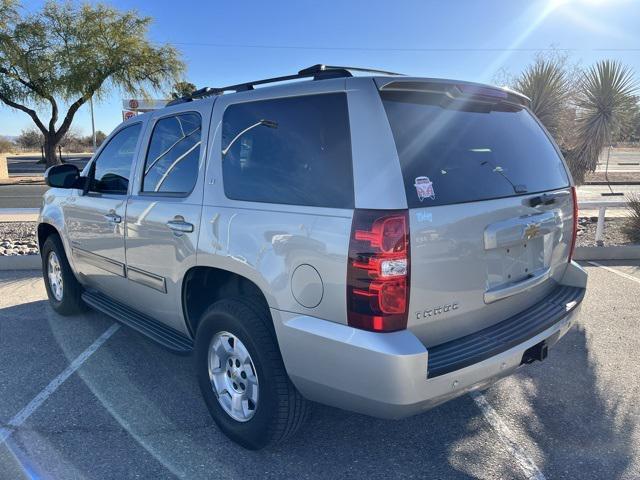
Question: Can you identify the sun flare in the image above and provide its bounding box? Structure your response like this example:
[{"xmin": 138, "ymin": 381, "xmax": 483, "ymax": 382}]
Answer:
[{"xmin": 550, "ymin": 0, "xmax": 612, "ymax": 6}]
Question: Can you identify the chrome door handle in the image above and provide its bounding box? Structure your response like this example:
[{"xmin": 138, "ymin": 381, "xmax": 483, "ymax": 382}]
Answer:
[
  {"xmin": 104, "ymin": 212, "xmax": 122, "ymax": 223},
  {"xmin": 167, "ymin": 220, "xmax": 194, "ymax": 233}
]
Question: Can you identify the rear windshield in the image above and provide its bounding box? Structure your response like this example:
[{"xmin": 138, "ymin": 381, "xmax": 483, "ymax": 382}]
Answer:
[{"xmin": 380, "ymin": 90, "xmax": 570, "ymax": 208}]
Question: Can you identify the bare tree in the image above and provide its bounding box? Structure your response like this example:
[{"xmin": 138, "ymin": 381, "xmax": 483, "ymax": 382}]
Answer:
[{"xmin": 0, "ymin": 1, "xmax": 184, "ymax": 166}]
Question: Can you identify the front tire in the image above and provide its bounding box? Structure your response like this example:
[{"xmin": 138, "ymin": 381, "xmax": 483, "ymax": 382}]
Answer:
[
  {"xmin": 41, "ymin": 235, "xmax": 84, "ymax": 315},
  {"xmin": 195, "ymin": 297, "xmax": 309, "ymax": 450}
]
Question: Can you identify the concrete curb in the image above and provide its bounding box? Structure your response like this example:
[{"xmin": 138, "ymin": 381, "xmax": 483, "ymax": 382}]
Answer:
[
  {"xmin": 0, "ymin": 178, "xmax": 46, "ymax": 186},
  {"xmin": 0, "ymin": 254, "xmax": 41, "ymax": 271},
  {"xmin": 0, "ymin": 208, "xmax": 39, "ymax": 222},
  {"xmin": 584, "ymin": 181, "xmax": 640, "ymax": 186},
  {"xmin": 574, "ymin": 245, "xmax": 640, "ymax": 261}
]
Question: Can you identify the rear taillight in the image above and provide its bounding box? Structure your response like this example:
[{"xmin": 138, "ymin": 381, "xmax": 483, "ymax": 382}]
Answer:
[
  {"xmin": 347, "ymin": 209, "xmax": 410, "ymax": 332},
  {"xmin": 569, "ymin": 186, "xmax": 578, "ymax": 262}
]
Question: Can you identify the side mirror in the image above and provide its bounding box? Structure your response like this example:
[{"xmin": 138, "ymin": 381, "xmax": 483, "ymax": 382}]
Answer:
[{"xmin": 44, "ymin": 164, "xmax": 83, "ymax": 189}]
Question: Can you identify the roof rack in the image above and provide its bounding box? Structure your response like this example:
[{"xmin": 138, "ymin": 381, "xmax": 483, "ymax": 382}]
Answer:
[{"xmin": 166, "ymin": 64, "xmax": 403, "ymax": 107}]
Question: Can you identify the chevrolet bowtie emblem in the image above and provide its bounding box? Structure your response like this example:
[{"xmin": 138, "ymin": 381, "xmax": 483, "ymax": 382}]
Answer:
[{"xmin": 524, "ymin": 222, "xmax": 541, "ymax": 240}]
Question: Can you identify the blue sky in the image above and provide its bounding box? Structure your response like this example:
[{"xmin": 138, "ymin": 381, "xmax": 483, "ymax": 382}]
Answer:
[{"xmin": 1, "ymin": 0, "xmax": 639, "ymax": 137}]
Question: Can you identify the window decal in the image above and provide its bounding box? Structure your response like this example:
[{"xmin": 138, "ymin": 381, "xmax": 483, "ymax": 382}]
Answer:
[{"xmin": 414, "ymin": 176, "xmax": 436, "ymax": 202}]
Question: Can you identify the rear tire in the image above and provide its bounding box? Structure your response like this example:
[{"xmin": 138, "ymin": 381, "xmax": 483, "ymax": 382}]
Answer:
[
  {"xmin": 195, "ymin": 296, "xmax": 309, "ymax": 450},
  {"xmin": 41, "ymin": 234, "xmax": 84, "ymax": 315}
]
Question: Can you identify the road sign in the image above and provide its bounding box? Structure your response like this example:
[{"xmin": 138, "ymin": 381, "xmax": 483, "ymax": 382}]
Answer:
[{"xmin": 122, "ymin": 110, "xmax": 137, "ymax": 121}]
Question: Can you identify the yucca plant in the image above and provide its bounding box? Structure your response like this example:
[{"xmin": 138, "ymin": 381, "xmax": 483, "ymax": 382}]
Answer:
[
  {"xmin": 566, "ymin": 60, "xmax": 638, "ymax": 184},
  {"xmin": 515, "ymin": 57, "xmax": 570, "ymax": 144},
  {"xmin": 623, "ymin": 193, "xmax": 640, "ymax": 244}
]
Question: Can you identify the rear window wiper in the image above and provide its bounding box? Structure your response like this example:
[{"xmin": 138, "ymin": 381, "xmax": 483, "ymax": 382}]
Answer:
[{"xmin": 478, "ymin": 160, "xmax": 527, "ymax": 195}]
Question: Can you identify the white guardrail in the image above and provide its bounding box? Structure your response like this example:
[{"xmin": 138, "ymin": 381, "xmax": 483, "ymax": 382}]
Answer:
[{"xmin": 578, "ymin": 201, "xmax": 627, "ymax": 245}]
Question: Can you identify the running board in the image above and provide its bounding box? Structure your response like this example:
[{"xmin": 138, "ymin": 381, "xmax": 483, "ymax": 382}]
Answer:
[{"xmin": 81, "ymin": 290, "xmax": 193, "ymax": 354}]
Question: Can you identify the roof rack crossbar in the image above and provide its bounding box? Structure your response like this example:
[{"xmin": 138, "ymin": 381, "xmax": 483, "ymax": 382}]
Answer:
[{"xmin": 165, "ymin": 64, "xmax": 404, "ymax": 107}]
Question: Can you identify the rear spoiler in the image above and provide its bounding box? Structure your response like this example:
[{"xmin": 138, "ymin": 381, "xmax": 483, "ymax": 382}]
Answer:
[{"xmin": 376, "ymin": 78, "xmax": 530, "ymax": 107}]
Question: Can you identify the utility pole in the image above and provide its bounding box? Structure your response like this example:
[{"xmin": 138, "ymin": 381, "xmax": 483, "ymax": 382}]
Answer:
[{"xmin": 90, "ymin": 96, "xmax": 97, "ymax": 151}]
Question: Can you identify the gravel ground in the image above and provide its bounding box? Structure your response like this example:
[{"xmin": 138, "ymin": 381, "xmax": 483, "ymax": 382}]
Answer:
[
  {"xmin": 0, "ymin": 221, "xmax": 38, "ymax": 256},
  {"xmin": 0, "ymin": 218, "xmax": 637, "ymax": 256},
  {"xmin": 577, "ymin": 217, "xmax": 637, "ymax": 247}
]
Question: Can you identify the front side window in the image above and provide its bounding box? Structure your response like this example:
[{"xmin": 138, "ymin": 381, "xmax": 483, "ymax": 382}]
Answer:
[
  {"xmin": 221, "ymin": 93, "xmax": 354, "ymax": 208},
  {"xmin": 90, "ymin": 123, "xmax": 142, "ymax": 195},
  {"xmin": 142, "ymin": 113, "xmax": 202, "ymax": 194}
]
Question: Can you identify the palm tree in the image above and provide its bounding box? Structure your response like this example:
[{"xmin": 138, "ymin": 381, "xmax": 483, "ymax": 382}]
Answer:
[
  {"xmin": 566, "ymin": 60, "xmax": 637, "ymax": 183},
  {"xmin": 515, "ymin": 57, "xmax": 570, "ymax": 145}
]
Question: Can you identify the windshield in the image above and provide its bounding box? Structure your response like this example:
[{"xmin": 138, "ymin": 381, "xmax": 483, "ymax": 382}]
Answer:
[{"xmin": 380, "ymin": 90, "xmax": 570, "ymax": 208}]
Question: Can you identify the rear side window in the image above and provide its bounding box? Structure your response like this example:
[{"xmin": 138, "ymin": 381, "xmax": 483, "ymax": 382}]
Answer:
[
  {"xmin": 380, "ymin": 90, "xmax": 570, "ymax": 208},
  {"xmin": 142, "ymin": 113, "xmax": 201, "ymax": 194},
  {"xmin": 221, "ymin": 93, "xmax": 354, "ymax": 208}
]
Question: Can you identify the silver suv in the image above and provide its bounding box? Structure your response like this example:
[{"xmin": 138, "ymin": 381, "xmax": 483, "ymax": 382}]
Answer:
[{"xmin": 38, "ymin": 65, "xmax": 587, "ymax": 450}]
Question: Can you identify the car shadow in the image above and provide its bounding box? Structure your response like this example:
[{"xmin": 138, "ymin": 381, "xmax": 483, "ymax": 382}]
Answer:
[
  {"xmin": 0, "ymin": 299, "xmax": 517, "ymax": 479},
  {"xmin": 485, "ymin": 323, "xmax": 637, "ymax": 479},
  {"xmin": 0, "ymin": 298, "xmax": 637, "ymax": 479}
]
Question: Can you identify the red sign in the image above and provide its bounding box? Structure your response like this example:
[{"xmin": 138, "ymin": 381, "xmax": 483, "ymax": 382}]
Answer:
[{"xmin": 122, "ymin": 110, "xmax": 136, "ymax": 121}]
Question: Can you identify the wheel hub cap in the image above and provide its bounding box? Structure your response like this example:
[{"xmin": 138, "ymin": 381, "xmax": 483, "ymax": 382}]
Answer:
[
  {"xmin": 208, "ymin": 332, "xmax": 259, "ymax": 422},
  {"xmin": 47, "ymin": 251, "xmax": 63, "ymax": 301}
]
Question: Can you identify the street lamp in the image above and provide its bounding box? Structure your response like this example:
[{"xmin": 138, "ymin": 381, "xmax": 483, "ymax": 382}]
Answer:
[{"xmin": 89, "ymin": 96, "xmax": 96, "ymax": 151}]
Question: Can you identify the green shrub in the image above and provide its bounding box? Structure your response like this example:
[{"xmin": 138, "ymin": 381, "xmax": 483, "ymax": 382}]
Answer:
[{"xmin": 623, "ymin": 193, "xmax": 640, "ymax": 244}]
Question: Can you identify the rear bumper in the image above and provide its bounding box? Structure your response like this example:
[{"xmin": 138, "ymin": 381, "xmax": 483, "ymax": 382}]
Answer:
[{"xmin": 272, "ymin": 263, "xmax": 586, "ymax": 419}]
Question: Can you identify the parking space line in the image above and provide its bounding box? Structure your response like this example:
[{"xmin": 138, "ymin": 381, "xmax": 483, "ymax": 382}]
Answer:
[
  {"xmin": 470, "ymin": 391, "xmax": 546, "ymax": 480},
  {"xmin": 587, "ymin": 261, "xmax": 640, "ymax": 285},
  {"xmin": 0, "ymin": 324, "xmax": 120, "ymax": 444}
]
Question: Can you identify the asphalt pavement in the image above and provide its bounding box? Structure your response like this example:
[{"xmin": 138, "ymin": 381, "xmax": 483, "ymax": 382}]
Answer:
[
  {"xmin": 0, "ymin": 155, "xmax": 89, "ymax": 208},
  {"xmin": 6, "ymin": 156, "xmax": 90, "ymax": 176},
  {"xmin": 0, "ymin": 184, "xmax": 48, "ymax": 209},
  {"xmin": 0, "ymin": 262, "xmax": 639, "ymax": 479}
]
